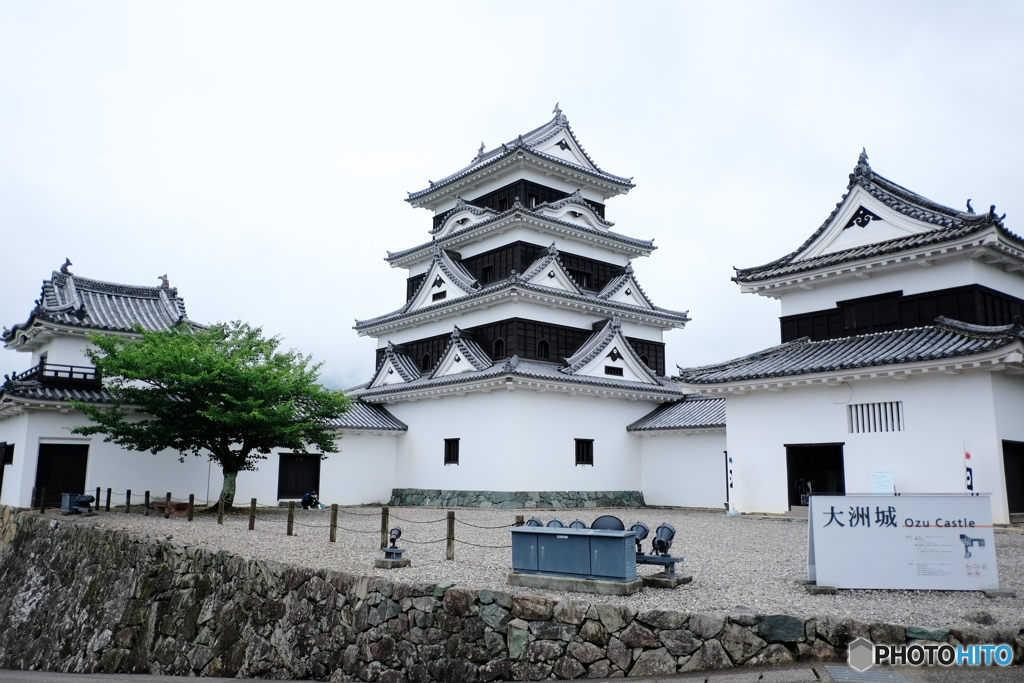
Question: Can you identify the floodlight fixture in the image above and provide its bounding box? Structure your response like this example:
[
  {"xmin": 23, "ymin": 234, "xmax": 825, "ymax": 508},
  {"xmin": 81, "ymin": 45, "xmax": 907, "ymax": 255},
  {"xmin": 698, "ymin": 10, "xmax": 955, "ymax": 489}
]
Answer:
[
  {"xmin": 629, "ymin": 521, "xmax": 650, "ymax": 554},
  {"xmin": 652, "ymin": 522, "xmax": 675, "ymax": 556},
  {"xmin": 546, "ymin": 519, "xmax": 565, "ymax": 528},
  {"xmin": 389, "ymin": 526, "xmax": 402, "ymax": 548},
  {"xmin": 525, "ymin": 516, "xmax": 543, "ymax": 527},
  {"xmin": 590, "ymin": 515, "xmax": 625, "ymax": 531},
  {"xmin": 568, "ymin": 519, "xmax": 587, "ymax": 529}
]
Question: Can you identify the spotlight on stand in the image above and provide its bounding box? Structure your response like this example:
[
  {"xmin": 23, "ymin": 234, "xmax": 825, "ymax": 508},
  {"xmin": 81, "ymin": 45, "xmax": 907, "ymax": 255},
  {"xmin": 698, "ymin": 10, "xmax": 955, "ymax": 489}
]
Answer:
[
  {"xmin": 389, "ymin": 526, "xmax": 402, "ymax": 548},
  {"xmin": 525, "ymin": 517, "xmax": 543, "ymax": 527},
  {"xmin": 568, "ymin": 519, "xmax": 588, "ymax": 529},
  {"xmin": 629, "ymin": 521, "xmax": 650, "ymax": 554},
  {"xmin": 546, "ymin": 519, "xmax": 565, "ymax": 528},
  {"xmin": 376, "ymin": 526, "xmax": 409, "ymax": 569},
  {"xmin": 590, "ymin": 515, "xmax": 625, "ymax": 530},
  {"xmin": 652, "ymin": 523, "xmax": 675, "ymax": 556}
]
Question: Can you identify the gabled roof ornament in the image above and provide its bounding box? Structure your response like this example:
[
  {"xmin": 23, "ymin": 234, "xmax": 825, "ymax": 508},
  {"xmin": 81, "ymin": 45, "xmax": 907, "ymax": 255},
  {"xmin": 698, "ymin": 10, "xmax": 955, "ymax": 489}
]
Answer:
[
  {"xmin": 966, "ymin": 199, "xmax": 975, "ymax": 214},
  {"xmin": 553, "ymin": 102, "xmax": 561, "ymax": 117},
  {"xmin": 546, "ymin": 242, "xmax": 559, "ymax": 256},
  {"xmin": 987, "ymin": 204, "xmax": 1007, "ymax": 224},
  {"xmin": 508, "ymin": 270, "xmax": 519, "ymax": 284},
  {"xmin": 451, "ymin": 326, "xmax": 462, "ymax": 340},
  {"xmin": 852, "ymin": 148, "xmax": 872, "ymax": 180},
  {"xmin": 610, "ymin": 313, "xmax": 622, "ymax": 330},
  {"xmin": 60, "ymin": 258, "xmax": 72, "ymax": 275},
  {"xmin": 623, "ymin": 262, "xmax": 634, "ymax": 276},
  {"xmin": 502, "ymin": 355, "xmax": 521, "ymax": 372},
  {"xmin": 158, "ymin": 274, "xmax": 170, "ymax": 289},
  {"xmin": 476, "ymin": 141, "xmax": 485, "ymax": 159}
]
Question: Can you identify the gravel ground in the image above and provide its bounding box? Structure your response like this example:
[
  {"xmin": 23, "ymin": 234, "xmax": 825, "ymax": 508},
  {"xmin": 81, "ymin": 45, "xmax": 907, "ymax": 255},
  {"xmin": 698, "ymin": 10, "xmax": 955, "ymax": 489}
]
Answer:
[{"xmin": 65, "ymin": 505, "xmax": 1024, "ymax": 630}]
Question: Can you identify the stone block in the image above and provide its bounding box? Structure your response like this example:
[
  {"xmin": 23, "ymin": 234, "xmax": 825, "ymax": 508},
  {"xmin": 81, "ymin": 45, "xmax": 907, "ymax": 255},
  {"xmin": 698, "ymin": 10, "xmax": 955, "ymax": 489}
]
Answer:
[
  {"xmin": 508, "ymin": 573, "xmax": 643, "ymax": 597},
  {"xmin": 641, "ymin": 572, "xmax": 692, "ymax": 589}
]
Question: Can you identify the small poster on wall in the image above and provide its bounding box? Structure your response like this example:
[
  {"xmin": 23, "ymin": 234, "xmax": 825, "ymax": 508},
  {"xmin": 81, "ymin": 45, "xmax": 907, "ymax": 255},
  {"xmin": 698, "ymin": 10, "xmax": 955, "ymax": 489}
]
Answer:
[
  {"xmin": 808, "ymin": 494, "xmax": 998, "ymax": 590},
  {"xmin": 870, "ymin": 469, "xmax": 895, "ymax": 494}
]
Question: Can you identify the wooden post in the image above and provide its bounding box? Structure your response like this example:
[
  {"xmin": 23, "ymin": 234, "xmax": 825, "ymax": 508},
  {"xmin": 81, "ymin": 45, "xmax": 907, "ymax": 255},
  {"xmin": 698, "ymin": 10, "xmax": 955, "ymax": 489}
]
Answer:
[
  {"xmin": 95, "ymin": 486, "xmax": 101, "ymax": 512},
  {"xmin": 164, "ymin": 492, "xmax": 172, "ymax": 519},
  {"xmin": 144, "ymin": 491, "xmax": 151, "ymax": 516},
  {"xmin": 39, "ymin": 487, "xmax": 47, "ymax": 515},
  {"xmin": 187, "ymin": 494, "xmax": 195, "ymax": 522},
  {"xmin": 380, "ymin": 506, "xmax": 390, "ymax": 549},
  {"xmin": 218, "ymin": 497, "xmax": 225, "ymax": 525},
  {"xmin": 330, "ymin": 504, "xmax": 338, "ymax": 543},
  {"xmin": 30, "ymin": 487, "xmax": 36, "ymax": 511},
  {"xmin": 446, "ymin": 511, "xmax": 455, "ymax": 561},
  {"xmin": 126, "ymin": 490, "xmax": 132, "ymax": 514},
  {"xmin": 287, "ymin": 501, "xmax": 295, "ymax": 536},
  {"xmin": 515, "ymin": 515, "xmax": 524, "ymax": 527},
  {"xmin": 249, "ymin": 498, "xmax": 257, "ymax": 531},
  {"xmin": 105, "ymin": 488, "xmax": 112, "ymax": 512}
]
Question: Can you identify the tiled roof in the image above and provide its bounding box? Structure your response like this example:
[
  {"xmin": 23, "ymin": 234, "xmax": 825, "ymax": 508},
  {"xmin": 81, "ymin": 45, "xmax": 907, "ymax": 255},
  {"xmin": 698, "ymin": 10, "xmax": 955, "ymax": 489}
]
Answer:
[
  {"xmin": 379, "ymin": 342, "xmax": 422, "ymax": 382},
  {"xmin": 432, "ymin": 327, "xmax": 493, "ymax": 376},
  {"xmin": 407, "ymin": 109, "xmax": 633, "ymax": 202},
  {"xmin": 359, "ymin": 355, "xmax": 685, "ymax": 402},
  {"xmin": 733, "ymin": 152, "xmax": 1023, "ymax": 284},
  {"xmin": 3, "ymin": 266, "xmax": 193, "ymax": 343},
  {"xmin": 385, "ymin": 202, "xmax": 655, "ymax": 264},
  {"xmin": 626, "ymin": 396, "xmax": 726, "ymax": 432},
  {"xmin": 355, "ymin": 264, "xmax": 689, "ymax": 332},
  {"xmin": 561, "ymin": 316, "xmax": 661, "ymax": 384},
  {"xmin": 322, "ymin": 400, "xmax": 407, "ymax": 432},
  {"xmin": 0, "ymin": 383, "xmax": 115, "ymax": 404},
  {"xmin": 677, "ymin": 317, "xmax": 1024, "ymax": 385},
  {"xmin": 0, "ymin": 381, "xmax": 406, "ymax": 432}
]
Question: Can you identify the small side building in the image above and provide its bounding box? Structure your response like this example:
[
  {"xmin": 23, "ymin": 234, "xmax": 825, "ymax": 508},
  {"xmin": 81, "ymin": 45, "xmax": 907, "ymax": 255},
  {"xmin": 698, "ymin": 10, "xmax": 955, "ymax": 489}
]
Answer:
[{"xmin": 677, "ymin": 152, "xmax": 1024, "ymax": 524}]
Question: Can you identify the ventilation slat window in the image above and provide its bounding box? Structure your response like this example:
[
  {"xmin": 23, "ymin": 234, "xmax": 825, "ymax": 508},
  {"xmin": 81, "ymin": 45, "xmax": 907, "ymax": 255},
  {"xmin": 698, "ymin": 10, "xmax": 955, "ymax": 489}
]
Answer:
[{"xmin": 848, "ymin": 401, "xmax": 904, "ymax": 433}]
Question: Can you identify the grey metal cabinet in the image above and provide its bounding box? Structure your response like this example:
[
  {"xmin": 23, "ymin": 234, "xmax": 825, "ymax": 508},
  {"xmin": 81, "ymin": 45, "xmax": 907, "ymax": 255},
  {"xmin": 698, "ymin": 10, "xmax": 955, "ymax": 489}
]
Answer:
[{"xmin": 511, "ymin": 527, "xmax": 637, "ymax": 582}]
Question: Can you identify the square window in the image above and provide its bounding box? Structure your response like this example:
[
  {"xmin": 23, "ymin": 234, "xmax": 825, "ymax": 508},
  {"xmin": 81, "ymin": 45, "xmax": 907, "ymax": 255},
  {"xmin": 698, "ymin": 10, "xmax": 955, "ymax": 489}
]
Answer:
[
  {"xmin": 604, "ymin": 366, "xmax": 623, "ymax": 376},
  {"xmin": 444, "ymin": 438, "xmax": 460, "ymax": 465},
  {"xmin": 575, "ymin": 439, "xmax": 593, "ymax": 466},
  {"xmin": 432, "ymin": 291, "xmax": 447, "ymax": 302}
]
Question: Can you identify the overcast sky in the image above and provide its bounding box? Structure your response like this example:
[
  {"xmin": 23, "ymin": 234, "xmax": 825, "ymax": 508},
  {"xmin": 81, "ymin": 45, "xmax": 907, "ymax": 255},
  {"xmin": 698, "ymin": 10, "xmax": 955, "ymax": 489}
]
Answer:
[{"xmin": 2, "ymin": 2, "xmax": 1022, "ymax": 389}]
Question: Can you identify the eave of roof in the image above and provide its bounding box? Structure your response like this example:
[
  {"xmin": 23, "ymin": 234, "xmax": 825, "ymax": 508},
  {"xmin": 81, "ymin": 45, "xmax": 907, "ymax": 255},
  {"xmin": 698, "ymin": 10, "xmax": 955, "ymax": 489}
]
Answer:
[
  {"xmin": 406, "ymin": 111, "xmax": 633, "ymax": 205},
  {"xmin": 353, "ymin": 277, "xmax": 689, "ymax": 335},
  {"xmin": 358, "ymin": 356, "xmax": 685, "ymax": 404},
  {"xmin": 733, "ymin": 153, "xmax": 1024, "ymax": 285},
  {"xmin": 0, "ymin": 384, "xmax": 406, "ymax": 433},
  {"xmin": 386, "ymin": 204, "xmax": 655, "ymax": 266},
  {"xmin": 676, "ymin": 317, "xmax": 1024, "ymax": 392}
]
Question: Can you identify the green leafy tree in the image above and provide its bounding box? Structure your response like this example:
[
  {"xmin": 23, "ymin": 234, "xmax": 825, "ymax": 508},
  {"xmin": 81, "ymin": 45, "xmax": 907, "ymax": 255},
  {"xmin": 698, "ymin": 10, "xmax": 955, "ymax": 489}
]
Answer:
[{"xmin": 71, "ymin": 321, "xmax": 350, "ymax": 507}]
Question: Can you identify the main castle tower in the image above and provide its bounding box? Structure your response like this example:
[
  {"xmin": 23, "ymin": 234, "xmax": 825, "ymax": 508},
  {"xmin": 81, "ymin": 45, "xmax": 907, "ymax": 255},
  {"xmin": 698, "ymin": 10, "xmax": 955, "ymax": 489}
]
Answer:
[{"xmin": 353, "ymin": 107, "xmax": 690, "ymax": 507}]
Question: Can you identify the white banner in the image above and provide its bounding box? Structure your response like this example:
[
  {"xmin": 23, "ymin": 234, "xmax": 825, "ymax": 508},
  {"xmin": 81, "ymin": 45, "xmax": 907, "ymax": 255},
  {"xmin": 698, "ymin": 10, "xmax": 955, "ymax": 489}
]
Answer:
[{"xmin": 808, "ymin": 494, "xmax": 998, "ymax": 590}]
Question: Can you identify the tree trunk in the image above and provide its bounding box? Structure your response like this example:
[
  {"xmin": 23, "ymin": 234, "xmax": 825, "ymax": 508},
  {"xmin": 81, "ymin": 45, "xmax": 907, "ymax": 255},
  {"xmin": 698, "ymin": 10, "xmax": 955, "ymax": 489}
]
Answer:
[{"xmin": 220, "ymin": 470, "xmax": 238, "ymax": 508}]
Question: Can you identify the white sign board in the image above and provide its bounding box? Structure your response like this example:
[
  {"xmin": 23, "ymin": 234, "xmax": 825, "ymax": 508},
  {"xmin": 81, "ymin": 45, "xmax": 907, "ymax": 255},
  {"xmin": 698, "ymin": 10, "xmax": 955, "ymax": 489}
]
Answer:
[
  {"xmin": 808, "ymin": 495, "xmax": 998, "ymax": 590},
  {"xmin": 870, "ymin": 469, "xmax": 895, "ymax": 494}
]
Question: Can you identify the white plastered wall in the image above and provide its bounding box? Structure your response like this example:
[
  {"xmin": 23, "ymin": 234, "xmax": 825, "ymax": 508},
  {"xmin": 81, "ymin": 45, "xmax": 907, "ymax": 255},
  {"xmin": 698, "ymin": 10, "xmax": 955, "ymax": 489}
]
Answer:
[
  {"xmin": 726, "ymin": 371, "xmax": 1013, "ymax": 523},
  {"xmin": 638, "ymin": 431, "xmax": 727, "ymax": 508},
  {"xmin": 233, "ymin": 432, "xmax": 399, "ymax": 506},
  {"xmin": 386, "ymin": 390, "xmax": 655, "ymax": 493},
  {"xmin": 0, "ymin": 409, "xmax": 219, "ymax": 508}
]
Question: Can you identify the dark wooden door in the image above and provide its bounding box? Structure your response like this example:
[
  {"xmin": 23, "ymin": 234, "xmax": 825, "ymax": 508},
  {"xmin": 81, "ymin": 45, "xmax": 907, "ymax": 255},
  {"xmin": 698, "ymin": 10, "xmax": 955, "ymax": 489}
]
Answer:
[
  {"xmin": 786, "ymin": 444, "xmax": 845, "ymax": 508},
  {"xmin": 1004, "ymin": 441, "xmax": 1024, "ymax": 514},
  {"xmin": 35, "ymin": 443, "xmax": 89, "ymax": 508},
  {"xmin": 277, "ymin": 453, "xmax": 321, "ymax": 500}
]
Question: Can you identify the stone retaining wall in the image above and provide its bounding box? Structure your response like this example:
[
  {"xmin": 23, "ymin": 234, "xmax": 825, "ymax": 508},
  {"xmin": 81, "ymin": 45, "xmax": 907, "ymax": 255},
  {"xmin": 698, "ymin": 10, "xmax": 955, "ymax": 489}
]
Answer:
[
  {"xmin": 388, "ymin": 489, "xmax": 646, "ymax": 509},
  {"xmin": 0, "ymin": 507, "xmax": 1021, "ymax": 680}
]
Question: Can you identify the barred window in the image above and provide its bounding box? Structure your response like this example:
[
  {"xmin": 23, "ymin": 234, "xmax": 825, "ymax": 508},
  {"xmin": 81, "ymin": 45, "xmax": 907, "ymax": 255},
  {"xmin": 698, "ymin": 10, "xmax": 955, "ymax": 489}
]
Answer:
[
  {"xmin": 848, "ymin": 401, "xmax": 905, "ymax": 433},
  {"xmin": 444, "ymin": 439, "xmax": 460, "ymax": 465},
  {"xmin": 575, "ymin": 439, "xmax": 594, "ymax": 466}
]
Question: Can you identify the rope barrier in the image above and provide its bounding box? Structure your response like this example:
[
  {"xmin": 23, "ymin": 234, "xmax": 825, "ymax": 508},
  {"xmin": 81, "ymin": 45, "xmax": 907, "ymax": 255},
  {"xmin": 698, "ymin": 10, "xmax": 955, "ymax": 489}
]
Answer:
[
  {"xmin": 454, "ymin": 539, "xmax": 513, "ymax": 549},
  {"xmin": 400, "ymin": 537, "xmax": 448, "ymax": 545},
  {"xmin": 389, "ymin": 513, "xmax": 448, "ymax": 524},
  {"xmin": 454, "ymin": 519, "xmax": 516, "ymax": 529}
]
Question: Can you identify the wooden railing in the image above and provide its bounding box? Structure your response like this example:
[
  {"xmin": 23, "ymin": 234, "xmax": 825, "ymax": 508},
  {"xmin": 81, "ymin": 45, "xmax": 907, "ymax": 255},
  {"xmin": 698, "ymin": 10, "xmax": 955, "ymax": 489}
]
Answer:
[{"xmin": 8, "ymin": 362, "xmax": 100, "ymax": 387}]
